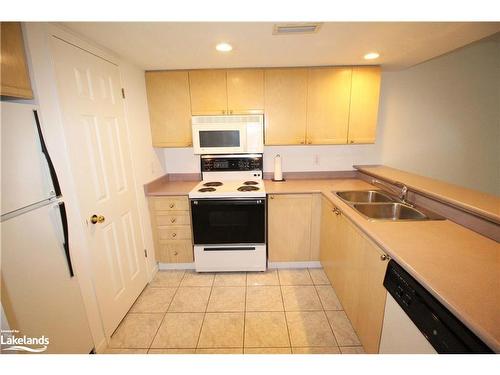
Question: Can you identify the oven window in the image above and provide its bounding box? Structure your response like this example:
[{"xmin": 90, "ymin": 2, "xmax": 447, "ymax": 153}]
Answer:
[
  {"xmin": 191, "ymin": 199, "xmax": 265, "ymax": 244},
  {"xmin": 199, "ymin": 130, "xmax": 240, "ymax": 148}
]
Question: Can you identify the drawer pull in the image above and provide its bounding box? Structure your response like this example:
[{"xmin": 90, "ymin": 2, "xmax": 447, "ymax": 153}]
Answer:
[
  {"xmin": 380, "ymin": 254, "xmax": 388, "ymax": 261},
  {"xmin": 170, "ymin": 218, "xmax": 176, "ymax": 223},
  {"xmin": 173, "ymin": 251, "xmax": 178, "ymax": 256},
  {"xmin": 172, "ymin": 233, "xmax": 177, "ymax": 238},
  {"xmin": 169, "ymin": 203, "xmax": 175, "ymax": 208}
]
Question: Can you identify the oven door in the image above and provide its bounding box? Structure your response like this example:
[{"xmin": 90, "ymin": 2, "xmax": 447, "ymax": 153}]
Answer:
[
  {"xmin": 191, "ymin": 198, "xmax": 265, "ymax": 245},
  {"xmin": 192, "ymin": 124, "xmax": 247, "ymax": 154}
]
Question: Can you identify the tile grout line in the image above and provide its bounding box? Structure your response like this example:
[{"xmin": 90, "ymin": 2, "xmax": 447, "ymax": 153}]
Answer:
[
  {"xmin": 194, "ymin": 273, "xmax": 215, "ymax": 350},
  {"xmin": 146, "ymin": 270, "xmax": 185, "ymax": 352},
  {"xmin": 277, "ymin": 269, "xmax": 293, "ymax": 351},
  {"xmin": 242, "ymin": 272, "xmax": 248, "ymax": 351}
]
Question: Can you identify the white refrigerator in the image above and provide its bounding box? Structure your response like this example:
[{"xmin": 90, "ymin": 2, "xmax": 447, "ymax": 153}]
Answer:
[{"xmin": 1, "ymin": 102, "xmax": 94, "ymax": 354}]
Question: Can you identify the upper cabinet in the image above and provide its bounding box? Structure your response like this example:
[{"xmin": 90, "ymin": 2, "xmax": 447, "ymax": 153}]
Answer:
[
  {"xmin": 226, "ymin": 69, "xmax": 264, "ymax": 114},
  {"xmin": 145, "ymin": 65, "xmax": 380, "ymax": 147},
  {"xmin": 189, "ymin": 70, "xmax": 228, "ymax": 115},
  {"xmin": 264, "ymin": 68, "xmax": 308, "ymax": 145},
  {"xmin": 145, "ymin": 71, "xmax": 192, "ymax": 147},
  {"xmin": 189, "ymin": 69, "xmax": 264, "ymax": 115},
  {"xmin": 348, "ymin": 66, "xmax": 381, "ymax": 144},
  {"xmin": 0, "ymin": 22, "xmax": 33, "ymax": 99},
  {"xmin": 306, "ymin": 67, "xmax": 352, "ymax": 144}
]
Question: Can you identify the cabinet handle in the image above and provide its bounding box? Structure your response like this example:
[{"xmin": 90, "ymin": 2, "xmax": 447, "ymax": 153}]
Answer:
[
  {"xmin": 349, "ymin": 140, "xmax": 355, "ymax": 144},
  {"xmin": 169, "ymin": 203, "xmax": 175, "ymax": 208},
  {"xmin": 380, "ymin": 254, "xmax": 388, "ymax": 261},
  {"xmin": 269, "ymin": 196, "xmax": 274, "ymax": 200},
  {"xmin": 222, "ymin": 110, "xmax": 226, "ymax": 114},
  {"xmin": 173, "ymin": 251, "xmax": 178, "ymax": 256},
  {"xmin": 170, "ymin": 218, "xmax": 176, "ymax": 223},
  {"xmin": 229, "ymin": 110, "xmax": 233, "ymax": 114},
  {"xmin": 332, "ymin": 208, "xmax": 341, "ymax": 216},
  {"xmin": 172, "ymin": 232, "xmax": 177, "ymax": 238}
]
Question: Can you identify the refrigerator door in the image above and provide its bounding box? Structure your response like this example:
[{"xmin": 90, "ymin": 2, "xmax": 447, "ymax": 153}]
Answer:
[
  {"xmin": 1, "ymin": 202, "xmax": 93, "ymax": 354},
  {"xmin": 1, "ymin": 102, "xmax": 55, "ymax": 216}
]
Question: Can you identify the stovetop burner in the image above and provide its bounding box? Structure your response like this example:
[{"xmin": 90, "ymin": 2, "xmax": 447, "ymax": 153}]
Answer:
[
  {"xmin": 237, "ymin": 185, "xmax": 260, "ymax": 192},
  {"xmin": 243, "ymin": 181, "xmax": 259, "ymax": 185},
  {"xmin": 203, "ymin": 181, "xmax": 223, "ymax": 187},
  {"xmin": 198, "ymin": 187, "xmax": 216, "ymax": 192}
]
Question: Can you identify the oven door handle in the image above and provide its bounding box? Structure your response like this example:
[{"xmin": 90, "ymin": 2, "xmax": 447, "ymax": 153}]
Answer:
[{"xmin": 192, "ymin": 199, "xmax": 264, "ymax": 206}]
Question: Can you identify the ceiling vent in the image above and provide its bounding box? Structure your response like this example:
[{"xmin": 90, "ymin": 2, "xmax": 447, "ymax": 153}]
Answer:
[{"xmin": 273, "ymin": 23, "xmax": 322, "ymax": 35}]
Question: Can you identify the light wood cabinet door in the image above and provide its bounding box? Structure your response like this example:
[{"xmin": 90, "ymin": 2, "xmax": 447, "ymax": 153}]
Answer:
[
  {"xmin": 157, "ymin": 241, "xmax": 193, "ymax": 263},
  {"xmin": 145, "ymin": 71, "xmax": 192, "ymax": 147},
  {"xmin": 227, "ymin": 69, "xmax": 264, "ymax": 114},
  {"xmin": 189, "ymin": 70, "xmax": 228, "ymax": 115},
  {"xmin": 354, "ymin": 231, "xmax": 388, "ymax": 354},
  {"xmin": 268, "ymin": 194, "xmax": 312, "ymax": 262},
  {"xmin": 348, "ymin": 66, "xmax": 381, "ymax": 144},
  {"xmin": 320, "ymin": 197, "xmax": 337, "ymax": 281},
  {"xmin": 264, "ymin": 68, "xmax": 308, "ymax": 145},
  {"xmin": 306, "ymin": 67, "xmax": 352, "ymax": 144},
  {"xmin": 0, "ymin": 22, "xmax": 33, "ymax": 99}
]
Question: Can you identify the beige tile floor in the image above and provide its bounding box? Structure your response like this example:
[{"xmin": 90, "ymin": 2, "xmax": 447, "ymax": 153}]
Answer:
[{"xmin": 106, "ymin": 268, "xmax": 365, "ymax": 354}]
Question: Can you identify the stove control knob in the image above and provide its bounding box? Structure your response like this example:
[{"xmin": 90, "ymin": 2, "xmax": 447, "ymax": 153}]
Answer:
[{"xmin": 193, "ymin": 200, "xmax": 198, "ymax": 205}]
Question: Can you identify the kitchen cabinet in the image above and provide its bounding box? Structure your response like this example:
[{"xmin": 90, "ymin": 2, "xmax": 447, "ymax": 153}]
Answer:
[
  {"xmin": 226, "ymin": 69, "xmax": 264, "ymax": 114},
  {"xmin": 145, "ymin": 71, "xmax": 192, "ymax": 147},
  {"xmin": 0, "ymin": 22, "xmax": 33, "ymax": 99},
  {"xmin": 189, "ymin": 69, "xmax": 228, "ymax": 115},
  {"xmin": 347, "ymin": 66, "xmax": 381, "ymax": 144},
  {"xmin": 264, "ymin": 68, "xmax": 308, "ymax": 145},
  {"xmin": 306, "ymin": 67, "xmax": 352, "ymax": 144},
  {"xmin": 268, "ymin": 194, "xmax": 320, "ymax": 262},
  {"xmin": 149, "ymin": 196, "xmax": 193, "ymax": 263},
  {"xmin": 319, "ymin": 197, "xmax": 388, "ymax": 353}
]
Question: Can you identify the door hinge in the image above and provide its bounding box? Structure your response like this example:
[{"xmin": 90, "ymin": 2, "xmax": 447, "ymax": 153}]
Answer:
[
  {"xmin": 121, "ymin": 88, "xmax": 126, "ymax": 99},
  {"xmin": 144, "ymin": 249, "xmax": 148, "ymax": 258}
]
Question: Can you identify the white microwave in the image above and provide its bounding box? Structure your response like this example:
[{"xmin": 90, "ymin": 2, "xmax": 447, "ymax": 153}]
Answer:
[{"xmin": 192, "ymin": 115, "xmax": 264, "ymax": 154}]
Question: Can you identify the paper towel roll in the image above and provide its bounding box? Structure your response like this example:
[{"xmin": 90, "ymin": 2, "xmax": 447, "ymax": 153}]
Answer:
[{"xmin": 274, "ymin": 154, "xmax": 283, "ymax": 181}]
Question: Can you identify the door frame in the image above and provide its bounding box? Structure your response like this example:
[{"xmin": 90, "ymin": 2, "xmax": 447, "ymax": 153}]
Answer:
[{"xmin": 23, "ymin": 22, "xmax": 155, "ymax": 352}]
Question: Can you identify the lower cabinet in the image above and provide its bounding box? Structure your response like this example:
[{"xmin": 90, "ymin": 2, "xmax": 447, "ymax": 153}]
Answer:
[
  {"xmin": 320, "ymin": 196, "xmax": 388, "ymax": 353},
  {"xmin": 149, "ymin": 196, "xmax": 194, "ymax": 263},
  {"xmin": 268, "ymin": 194, "xmax": 321, "ymax": 262}
]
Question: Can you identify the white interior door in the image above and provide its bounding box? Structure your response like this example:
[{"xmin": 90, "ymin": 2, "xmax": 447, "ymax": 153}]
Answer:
[{"xmin": 50, "ymin": 37, "xmax": 147, "ymax": 338}]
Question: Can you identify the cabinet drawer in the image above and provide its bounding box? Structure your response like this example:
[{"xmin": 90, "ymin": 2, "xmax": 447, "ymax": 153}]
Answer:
[
  {"xmin": 158, "ymin": 226, "xmax": 192, "ymax": 241},
  {"xmin": 156, "ymin": 240, "xmax": 193, "ymax": 263},
  {"xmin": 150, "ymin": 196, "xmax": 189, "ymax": 211},
  {"xmin": 156, "ymin": 211, "xmax": 191, "ymax": 226}
]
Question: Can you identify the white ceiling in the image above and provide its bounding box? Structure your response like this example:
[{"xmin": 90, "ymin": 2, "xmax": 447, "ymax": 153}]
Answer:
[{"xmin": 61, "ymin": 22, "xmax": 500, "ymax": 71}]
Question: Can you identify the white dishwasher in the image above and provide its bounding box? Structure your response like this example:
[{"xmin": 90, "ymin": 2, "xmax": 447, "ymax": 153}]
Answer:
[{"xmin": 379, "ymin": 260, "xmax": 493, "ymax": 354}]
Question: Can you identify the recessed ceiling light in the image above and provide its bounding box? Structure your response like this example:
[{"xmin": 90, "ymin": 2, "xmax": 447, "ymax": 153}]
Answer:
[
  {"xmin": 216, "ymin": 42, "xmax": 233, "ymax": 52},
  {"xmin": 364, "ymin": 52, "xmax": 380, "ymax": 60}
]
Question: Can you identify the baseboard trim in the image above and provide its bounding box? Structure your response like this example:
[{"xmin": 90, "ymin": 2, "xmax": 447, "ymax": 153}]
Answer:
[
  {"xmin": 268, "ymin": 261, "xmax": 322, "ymax": 269},
  {"xmin": 158, "ymin": 262, "xmax": 196, "ymax": 270}
]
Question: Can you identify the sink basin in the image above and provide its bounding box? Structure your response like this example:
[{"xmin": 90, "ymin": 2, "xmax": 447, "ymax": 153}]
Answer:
[
  {"xmin": 353, "ymin": 203, "xmax": 428, "ymax": 221},
  {"xmin": 336, "ymin": 190, "xmax": 396, "ymax": 203}
]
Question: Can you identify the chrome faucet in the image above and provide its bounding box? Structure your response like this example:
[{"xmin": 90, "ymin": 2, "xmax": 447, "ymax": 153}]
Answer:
[{"xmin": 372, "ymin": 179, "xmax": 411, "ymax": 205}]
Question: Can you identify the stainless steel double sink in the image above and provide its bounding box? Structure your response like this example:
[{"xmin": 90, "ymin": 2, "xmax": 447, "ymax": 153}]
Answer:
[{"xmin": 335, "ymin": 190, "xmax": 445, "ymax": 221}]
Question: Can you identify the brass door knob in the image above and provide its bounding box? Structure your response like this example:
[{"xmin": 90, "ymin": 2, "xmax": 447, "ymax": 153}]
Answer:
[{"xmin": 90, "ymin": 214, "xmax": 105, "ymax": 224}]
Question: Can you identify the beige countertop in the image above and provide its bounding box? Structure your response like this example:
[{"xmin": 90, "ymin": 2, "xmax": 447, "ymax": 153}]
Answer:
[
  {"xmin": 145, "ymin": 176, "xmax": 500, "ymax": 351},
  {"xmin": 354, "ymin": 165, "xmax": 500, "ymax": 224}
]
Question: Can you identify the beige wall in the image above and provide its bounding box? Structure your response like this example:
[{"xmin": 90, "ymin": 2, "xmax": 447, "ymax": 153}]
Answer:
[{"xmin": 377, "ymin": 38, "xmax": 500, "ymax": 195}]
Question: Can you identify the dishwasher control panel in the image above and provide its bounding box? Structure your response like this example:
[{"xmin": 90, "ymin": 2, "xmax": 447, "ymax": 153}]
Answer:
[{"xmin": 383, "ymin": 260, "xmax": 493, "ymax": 354}]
